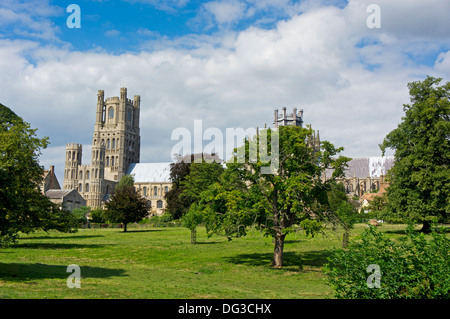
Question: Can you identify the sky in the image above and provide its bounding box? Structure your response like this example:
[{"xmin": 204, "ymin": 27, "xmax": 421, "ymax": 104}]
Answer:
[{"xmin": 1, "ymin": 0, "xmax": 450, "ymax": 182}]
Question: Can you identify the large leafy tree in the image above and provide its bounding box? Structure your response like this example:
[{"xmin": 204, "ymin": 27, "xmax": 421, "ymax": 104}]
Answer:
[
  {"xmin": 165, "ymin": 153, "xmax": 222, "ymax": 219},
  {"xmin": 380, "ymin": 76, "xmax": 450, "ymax": 232},
  {"xmin": 0, "ymin": 103, "xmax": 78, "ymax": 247},
  {"xmin": 104, "ymin": 175, "xmax": 149, "ymax": 232},
  {"xmin": 201, "ymin": 126, "xmax": 350, "ymax": 267}
]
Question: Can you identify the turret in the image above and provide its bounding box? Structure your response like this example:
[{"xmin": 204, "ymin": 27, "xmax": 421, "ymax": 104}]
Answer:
[{"xmin": 63, "ymin": 143, "xmax": 82, "ymax": 189}]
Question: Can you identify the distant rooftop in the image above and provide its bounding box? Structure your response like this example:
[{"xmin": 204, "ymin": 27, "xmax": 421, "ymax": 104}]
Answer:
[
  {"xmin": 126, "ymin": 163, "xmax": 172, "ymax": 183},
  {"xmin": 325, "ymin": 156, "xmax": 395, "ymax": 179},
  {"xmin": 46, "ymin": 189, "xmax": 75, "ymax": 199}
]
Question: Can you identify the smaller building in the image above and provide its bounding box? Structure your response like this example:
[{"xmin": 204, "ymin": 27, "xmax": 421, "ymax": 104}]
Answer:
[
  {"xmin": 46, "ymin": 189, "xmax": 87, "ymax": 211},
  {"xmin": 40, "ymin": 165, "xmax": 61, "ymax": 194},
  {"xmin": 126, "ymin": 162, "xmax": 172, "ymax": 216}
]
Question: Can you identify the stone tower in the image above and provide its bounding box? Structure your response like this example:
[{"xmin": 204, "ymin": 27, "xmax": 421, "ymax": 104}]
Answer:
[
  {"xmin": 63, "ymin": 87, "xmax": 141, "ymax": 208},
  {"xmin": 274, "ymin": 107, "xmax": 303, "ymax": 128}
]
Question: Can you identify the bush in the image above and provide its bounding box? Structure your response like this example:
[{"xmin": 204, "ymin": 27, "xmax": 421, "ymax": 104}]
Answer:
[{"xmin": 324, "ymin": 225, "xmax": 450, "ymax": 299}]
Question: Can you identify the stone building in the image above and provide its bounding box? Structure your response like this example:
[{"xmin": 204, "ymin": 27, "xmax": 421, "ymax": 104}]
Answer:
[
  {"xmin": 63, "ymin": 87, "xmax": 141, "ymax": 208},
  {"xmin": 273, "ymin": 107, "xmax": 320, "ymax": 152},
  {"xmin": 46, "ymin": 189, "xmax": 87, "ymax": 211},
  {"xmin": 40, "ymin": 165, "xmax": 61, "ymax": 194},
  {"xmin": 325, "ymin": 156, "xmax": 394, "ymax": 198},
  {"xmin": 127, "ymin": 163, "xmax": 172, "ymax": 216},
  {"xmin": 274, "ymin": 107, "xmax": 304, "ymax": 128}
]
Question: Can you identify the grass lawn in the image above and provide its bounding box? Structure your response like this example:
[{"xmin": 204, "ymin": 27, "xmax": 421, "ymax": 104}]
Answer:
[{"xmin": 0, "ymin": 223, "xmax": 437, "ymax": 299}]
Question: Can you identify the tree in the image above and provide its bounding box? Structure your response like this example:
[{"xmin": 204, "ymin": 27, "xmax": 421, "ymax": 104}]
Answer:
[
  {"xmin": 327, "ymin": 182, "xmax": 358, "ymax": 248},
  {"xmin": 165, "ymin": 153, "xmax": 222, "ymax": 219},
  {"xmin": 177, "ymin": 154, "xmax": 224, "ymax": 243},
  {"xmin": 380, "ymin": 76, "xmax": 450, "ymax": 232},
  {"xmin": 203, "ymin": 126, "xmax": 350, "ymax": 267},
  {"xmin": 182, "ymin": 203, "xmax": 204, "ymax": 244},
  {"xmin": 0, "ymin": 103, "xmax": 78, "ymax": 247},
  {"xmin": 104, "ymin": 175, "xmax": 149, "ymax": 232},
  {"xmin": 325, "ymin": 225, "xmax": 450, "ymax": 299}
]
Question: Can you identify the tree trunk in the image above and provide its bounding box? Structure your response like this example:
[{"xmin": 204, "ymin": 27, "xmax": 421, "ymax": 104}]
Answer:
[
  {"xmin": 191, "ymin": 229, "xmax": 196, "ymax": 244},
  {"xmin": 272, "ymin": 232, "xmax": 286, "ymax": 268},
  {"xmin": 342, "ymin": 231, "xmax": 349, "ymax": 248},
  {"xmin": 123, "ymin": 223, "xmax": 127, "ymax": 232},
  {"xmin": 419, "ymin": 221, "xmax": 432, "ymax": 233}
]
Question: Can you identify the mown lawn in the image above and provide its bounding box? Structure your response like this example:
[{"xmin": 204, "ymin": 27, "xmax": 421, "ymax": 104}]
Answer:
[{"xmin": 0, "ymin": 223, "xmax": 433, "ymax": 299}]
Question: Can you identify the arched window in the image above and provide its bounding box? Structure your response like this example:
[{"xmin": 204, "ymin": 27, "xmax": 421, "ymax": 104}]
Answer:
[
  {"xmin": 157, "ymin": 200, "xmax": 163, "ymax": 209},
  {"xmin": 154, "ymin": 186, "xmax": 158, "ymax": 196},
  {"xmin": 107, "ymin": 139, "xmax": 110, "ymax": 149},
  {"xmin": 111, "ymin": 157, "xmax": 115, "ymax": 167},
  {"xmin": 143, "ymin": 187, "xmax": 147, "ymax": 197},
  {"xmin": 85, "ymin": 183, "xmax": 90, "ymax": 192},
  {"xmin": 108, "ymin": 106, "xmax": 114, "ymax": 119},
  {"xmin": 164, "ymin": 186, "xmax": 169, "ymax": 194},
  {"xmin": 112, "ymin": 138, "xmax": 115, "ymax": 149},
  {"xmin": 106, "ymin": 156, "xmax": 109, "ymax": 167},
  {"xmin": 79, "ymin": 183, "xmax": 82, "ymax": 192},
  {"xmin": 79, "ymin": 171, "xmax": 83, "ymax": 179},
  {"xmin": 86, "ymin": 171, "xmax": 90, "ymax": 180}
]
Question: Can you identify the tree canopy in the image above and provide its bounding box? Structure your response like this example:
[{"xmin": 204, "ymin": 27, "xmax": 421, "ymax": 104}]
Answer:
[
  {"xmin": 380, "ymin": 76, "xmax": 450, "ymax": 231},
  {"xmin": 104, "ymin": 174, "xmax": 149, "ymax": 232},
  {"xmin": 196, "ymin": 126, "xmax": 351, "ymax": 267},
  {"xmin": 0, "ymin": 103, "xmax": 78, "ymax": 247}
]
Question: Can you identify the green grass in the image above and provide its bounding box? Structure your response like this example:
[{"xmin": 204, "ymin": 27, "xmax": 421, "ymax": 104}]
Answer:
[{"xmin": 0, "ymin": 223, "xmax": 440, "ymax": 299}]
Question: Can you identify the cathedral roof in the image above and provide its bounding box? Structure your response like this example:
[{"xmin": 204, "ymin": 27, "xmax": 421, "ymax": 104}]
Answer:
[
  {"xmin": 325, "ymin": 156, "xmax": 394, "ymax": 179},
  {"xmin": 126, "ymin": 163, "xmax": 172, "ymax": 183}
]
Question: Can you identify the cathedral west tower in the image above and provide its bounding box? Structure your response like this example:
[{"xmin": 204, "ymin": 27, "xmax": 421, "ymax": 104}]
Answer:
[{"xmin": 63, "ymin": 87, "xmax": 141, "ymax": 208}]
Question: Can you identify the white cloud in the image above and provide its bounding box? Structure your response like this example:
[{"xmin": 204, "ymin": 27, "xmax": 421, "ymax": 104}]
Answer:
[{"xmin": 1, "ymin": 1, "xmax": 449, "ymax": 183}]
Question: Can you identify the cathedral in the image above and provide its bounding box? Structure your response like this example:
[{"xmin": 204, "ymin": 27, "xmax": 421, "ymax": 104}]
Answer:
[
  {"xmin": 63, "ymin": 88, "xmax": 140, "ymax": 208},
  {"xmin": 60, "ymin": 90, "xmax": 389, "ymax": 214},
  {"xmin": 63, "ymin": 87, "xmax": 171, "ymax": 214}
]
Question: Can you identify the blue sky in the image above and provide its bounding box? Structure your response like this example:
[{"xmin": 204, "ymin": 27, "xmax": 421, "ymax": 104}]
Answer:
[{"xmin": 1, "ymin": 0, "xmax": 449, "ymax": 181}]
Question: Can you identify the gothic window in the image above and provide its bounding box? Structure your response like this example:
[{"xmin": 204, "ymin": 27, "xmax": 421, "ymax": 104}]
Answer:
[
  {"xmin": 157, "ymin": 200, "xmax": 163, "ymax": 209},
  {"xmin": 143, "ymin": 187, "xmax": 147, "ymax": 197},
  {"xmin": 164, "ymin": 186, "xmax": 169, "ymax": 194},
  {"xmin": 108, "ymin": 106, "xmax": 114, "ymax": 119},
  {"xmin": 79, "ymin": 171, "xmax": 83, "ymax": 180},
  {"xmin": 86, "ymin": 171, "xmax": 90, "ymax": 180},
  {"xmin": 107, "ymin": 139, "xmax": 110, "ymax": 149},
  {"xmin": 112, "ymin": 138, "xmax": 115, "ymax": 149},
  {"xmin": 85, "ymin": 183, "xmax": 89, "ymax": 192},
  {"xmin": 111, "ymin": 157, "xmax": 115, "ymax": 167},
  {"xmin": 79, "ymin": 183, "xmax": 82, "ymax": 192},
  {"xmin": 154, "ymin": 186, "xmax": 158, "ymax": 196},
  {"xmin": 126, "ymin": 109, "xmax": 132, "ymax": 122},
  {"xmin": 106, "ymin": 156, "xmax": 109, "ymax": 167}
]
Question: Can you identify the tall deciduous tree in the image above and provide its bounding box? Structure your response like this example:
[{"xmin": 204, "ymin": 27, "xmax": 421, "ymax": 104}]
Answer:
[
  {"xmin": 202, "ymin": 126, "xmax": 350, "ymax": 267},
  {"xmin": 380, "ymin": 76, "xmax": 450, "ymax": 232},
  {"xmin": 165, "ymin": 153, "xmax": 222, "ymax": 219},
  {"xmin": 0, "ymin": 103, "xmax": 78, "ymax": 247},
  {"xmin": 104, "ymin": 175, "xmax": 149, "ymax": 232}
]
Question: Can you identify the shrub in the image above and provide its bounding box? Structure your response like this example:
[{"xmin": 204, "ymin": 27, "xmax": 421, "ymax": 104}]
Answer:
[{"xmin": 324, "ymin": 225, "xmax": 450, "ymax": 299}]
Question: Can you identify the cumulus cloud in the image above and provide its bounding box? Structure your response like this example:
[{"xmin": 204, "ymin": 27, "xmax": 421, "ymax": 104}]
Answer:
[{"xmin": 1, "ymin": 0, "xmax": 449, "ymax": 181}]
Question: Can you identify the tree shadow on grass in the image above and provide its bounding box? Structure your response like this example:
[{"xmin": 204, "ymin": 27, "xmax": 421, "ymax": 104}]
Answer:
[
  {"xmin": 120, "ymin": 229, "xmax": 164, "ymax": 233},
  {"xmin": 19, "ymin": 235, "xmax": 104, "ymax": 240},
  {"xmin": 0, "ymin": 262, "xmax": 127, "ymax": 282},
  {"xmin": 11, "ymin": 243, "xmax": 113, "ymax": 249},
  {"xmin": 224, "ymin": 250, "xmax": 335, "ymax": 272}
]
